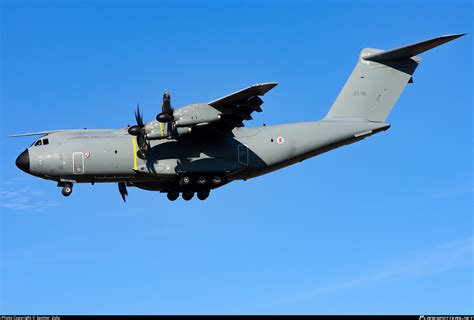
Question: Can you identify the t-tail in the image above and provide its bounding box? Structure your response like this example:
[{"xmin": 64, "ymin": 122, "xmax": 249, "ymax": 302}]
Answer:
[{"xmin": 325, "ymin": 34, "xmax": 465, "ymax": 122}]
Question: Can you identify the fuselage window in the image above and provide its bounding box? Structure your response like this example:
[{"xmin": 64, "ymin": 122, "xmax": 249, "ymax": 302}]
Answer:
[
  {"xmin": 34, "ymin": 140, "xmax": 42, "ymax": 146},
  {"xmin": 43, "ymin": 138, "xmax": 49, "ymax": 145}
]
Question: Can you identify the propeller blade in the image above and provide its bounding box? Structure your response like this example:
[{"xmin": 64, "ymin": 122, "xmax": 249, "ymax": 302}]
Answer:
[
  {"xmin": 118, "ymin": 182, "xmax": 128, "ymax": 202},
  {"xmin": 162, "ymin": 90, "xmax": 172, "ymax": 115},
  {"xmin": 127, "ymin": 103, "xmax": 150, "ymax": 156},
  {"xmin": 167, "ymin": 121, "xmax": 172, "ymax": 137},
  {"xmin": 137, "ymin": 133, "xmax": 149, "ymax": 156},
  {"xmin": 156, "ymin": 90, "xmax": 175, "ymax": 138},
  {"xmin": 135, "ymin": 104, "xmax": 144, "ymax": 128}
]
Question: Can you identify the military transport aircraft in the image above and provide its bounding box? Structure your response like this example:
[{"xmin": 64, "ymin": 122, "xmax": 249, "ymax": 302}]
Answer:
[{"xmin": 12, "ymin": 34, "xmax": 464, "ymax": 201}]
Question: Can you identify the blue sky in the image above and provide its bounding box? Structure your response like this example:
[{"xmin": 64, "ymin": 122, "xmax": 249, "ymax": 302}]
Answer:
[{"xmin": 1, "ymin": 0, "xmax": 472, "ymax": 315}]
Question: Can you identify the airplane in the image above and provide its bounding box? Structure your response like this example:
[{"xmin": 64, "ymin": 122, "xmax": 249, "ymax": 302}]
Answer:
[{"xmin": 11, "ymin": 34, "xmax": 464, "ymax": 202}]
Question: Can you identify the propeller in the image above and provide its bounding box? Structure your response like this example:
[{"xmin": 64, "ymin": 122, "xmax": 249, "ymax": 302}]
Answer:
[
  {"xmin": 118, "ymin": 182, "xmax": 128, "ymax": 202},
  {"xmin": 128, "ymin": 104, "xmax": 149, "ymax": 157},
  {"xmin": 156, "ymin": 90, "xmax": 174, "ymax": 137}
]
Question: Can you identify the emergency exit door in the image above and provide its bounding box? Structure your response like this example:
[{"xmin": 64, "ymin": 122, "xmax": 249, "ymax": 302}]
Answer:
[
  {"xmin": 237, "ymin": 144, "xmax": 248, "ymax": 165},
  {"xmin": 73, "ymin": 152, "xmax": 84, "ymax": 174}
]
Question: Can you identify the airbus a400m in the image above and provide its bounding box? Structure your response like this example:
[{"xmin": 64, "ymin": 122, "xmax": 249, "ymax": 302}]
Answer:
[{"xmin": 12, "ymin": 34, "xmax": 463, "ymax": 201}]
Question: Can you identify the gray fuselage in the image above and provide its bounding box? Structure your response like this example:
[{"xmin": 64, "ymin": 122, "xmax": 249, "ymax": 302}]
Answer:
[{"xmin": 22, "ymin": 119, "xmax": 389, "ymax": 192}]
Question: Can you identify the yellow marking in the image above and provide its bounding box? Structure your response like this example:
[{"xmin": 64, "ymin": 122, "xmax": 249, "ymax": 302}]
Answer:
[
  {"xmin": 159, "ymin": 122, "xmax": 164, "ymax": 137},
  {"xmin": 132, "ymin": 138, "xmax": 138, "ymax": 170}
]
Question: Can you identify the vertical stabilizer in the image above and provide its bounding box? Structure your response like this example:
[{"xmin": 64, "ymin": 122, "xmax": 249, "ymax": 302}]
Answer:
[{"xmin": 325, "ymin": 34, "xmax": 464, "ymax": 122}]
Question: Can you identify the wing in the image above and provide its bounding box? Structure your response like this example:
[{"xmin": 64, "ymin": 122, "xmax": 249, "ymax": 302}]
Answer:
[
  {"xmin": 9, "ymin": 130, "xmax": 70, "ymax": 137},
  {"xmin": 206, "ymin": 82, "xmax": 278, "ymax": 130}
]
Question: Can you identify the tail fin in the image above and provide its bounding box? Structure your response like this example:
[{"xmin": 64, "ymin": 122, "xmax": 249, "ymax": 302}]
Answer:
[{"xmin": 325, "ymin": 34, "xmax": 465, "ymax": 122}]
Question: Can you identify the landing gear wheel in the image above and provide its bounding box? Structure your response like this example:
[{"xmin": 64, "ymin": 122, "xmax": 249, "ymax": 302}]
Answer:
[
  {"xmin": 61, "ymin": 183, "xmax": 73, "ymax": 197},
  {"xmin": 212, "ymin": 176, "xmax": 222, "ymax": 185},
  {"xmin": 182, "ymin": 191, "xmax": 194, "ymax": 201},
  {"xmin": 180, "ymin": 176, "xmax": 191, "ymax": 186},
  {"xmin": 197, "ymin": 189, "xmax": 210, "ymax": 201},
  {"xmin": 167, "ymin": 191, "xmax": 179, "ymax": 201}
]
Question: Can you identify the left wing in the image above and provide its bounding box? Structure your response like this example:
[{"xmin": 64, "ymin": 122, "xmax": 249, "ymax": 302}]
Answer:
[
  {"xmin": 207, "ymin": 82, "xmax": 278, "ymax": 129},
  {"xmin": 9, "ymin": 130, "xmax": 71, "ymax": 137}
]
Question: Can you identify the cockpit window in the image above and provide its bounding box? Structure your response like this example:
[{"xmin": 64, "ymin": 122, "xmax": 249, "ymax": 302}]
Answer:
[{"xmin": 31, "ymin": 138, "xmax": 49, "ymax": 147}]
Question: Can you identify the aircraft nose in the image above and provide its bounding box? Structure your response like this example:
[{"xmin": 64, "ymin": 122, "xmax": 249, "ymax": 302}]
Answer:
[{"xmin": 15, "ymin": 149, "xmax": 30, "ymax": 173}]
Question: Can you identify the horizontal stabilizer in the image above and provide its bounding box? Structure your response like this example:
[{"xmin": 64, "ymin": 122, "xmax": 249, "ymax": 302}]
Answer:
[{"xmin": 363, "ymin": 34, "xmax": 465, "ymax": 62}]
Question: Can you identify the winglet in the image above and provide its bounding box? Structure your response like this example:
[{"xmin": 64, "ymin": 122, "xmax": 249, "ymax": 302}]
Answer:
[{"xmin": 363, "ymin": 34, "xmax": 465, "ymax": 62}]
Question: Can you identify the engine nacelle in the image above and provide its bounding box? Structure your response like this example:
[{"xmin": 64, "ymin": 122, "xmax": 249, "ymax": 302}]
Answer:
[
  {"xmin": 175, "ymin": 127, "xmax": 192, "ymax": 136},
  {"xmin": 145, "ymin": 121, "xmax": 192, "ymax": 140},
  {"xmin": 173, "ymin": 103, "xmax": 221, "ymax": 127}
]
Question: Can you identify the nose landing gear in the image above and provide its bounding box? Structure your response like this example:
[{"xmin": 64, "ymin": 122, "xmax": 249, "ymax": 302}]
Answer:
[{"xmin": 61, "ymin": 182, "xmax": 73, "ymax": 197}]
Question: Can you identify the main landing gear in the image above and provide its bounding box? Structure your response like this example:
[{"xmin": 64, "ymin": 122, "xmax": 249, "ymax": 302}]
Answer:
[
  {"xmin": 60, "ymin": 182, "xmax": 73, "ymax": 197},
  {"xmin": 167, "ymin": 173, "xmax": 223, "ymax": 201},
  {"xmin": 166, "ymin": 189, "xmax": 210, "ymax": 201},
  {"xmin": 167, "ymin": 190, "xmax": 179, "ymax": 201},
  {"xmin": 179, "ymin": 175, "xmax": 222, "ymax": 187},
  {"xmin": 167, "ymin": 174, "xmax": 222, "ymax": 201},
  {"xmin": 182, "ymin": 190, "xmax": 194, "ymax": 201},
  {"xmin": 197, "ymin": 189, "xmax": 209, "ymax": 201}
]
